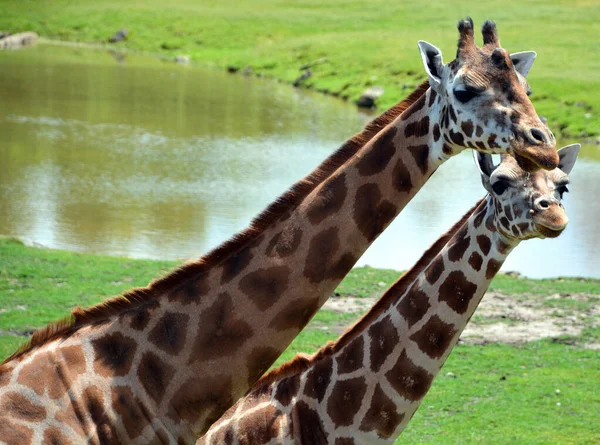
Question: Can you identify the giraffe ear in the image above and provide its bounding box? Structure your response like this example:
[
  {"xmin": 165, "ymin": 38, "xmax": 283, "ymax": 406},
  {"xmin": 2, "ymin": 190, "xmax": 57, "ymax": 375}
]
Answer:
[
  {"xmin": 557, "ymin": 143, "xmax": 580, "ymax": 175},
  {"xmin": 417, "ymin": 40, "xmax": 444, "ymax": 91},
  {"xmin": 510, "ymin": 51, "xmax": 536, "ymax": 77},
  {"xmin": 473, "ymin": 151, "xmax": 495, "ymax": 193}
]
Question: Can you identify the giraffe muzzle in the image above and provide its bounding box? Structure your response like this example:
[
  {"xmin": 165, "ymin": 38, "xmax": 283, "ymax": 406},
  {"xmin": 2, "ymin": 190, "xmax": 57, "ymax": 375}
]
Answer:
[{"xmin": 532, "ymin": 202, "xmax": 568, "ymax": 238}]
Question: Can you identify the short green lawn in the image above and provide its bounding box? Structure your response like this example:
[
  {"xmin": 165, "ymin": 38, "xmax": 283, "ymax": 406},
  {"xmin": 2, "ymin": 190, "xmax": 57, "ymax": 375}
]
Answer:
[
  {"xmin": 0, "ymin": 237, "xmax": 598, "ymax": 443},
  {"xmin": 0, "ymin": 0, "xmax": 599, "ymax": 138}
]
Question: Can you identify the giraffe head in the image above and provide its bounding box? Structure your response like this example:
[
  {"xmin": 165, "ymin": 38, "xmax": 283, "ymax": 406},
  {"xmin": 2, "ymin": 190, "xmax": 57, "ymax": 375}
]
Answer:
[
  {"xmin": 474, "ymin": 144, "xmax": 579, "ymax": 240},
  {"xmin": 418, "ymin": 18, "xmax": 557, "ymax": 171}
]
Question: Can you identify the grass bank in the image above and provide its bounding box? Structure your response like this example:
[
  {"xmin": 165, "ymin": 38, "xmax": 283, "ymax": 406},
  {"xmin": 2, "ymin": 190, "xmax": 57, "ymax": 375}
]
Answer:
[
  {"xmin": 1, "ymin": 0, "xmax": 599, "ymax": 139},
  {"xmin": 0, "ymin": 238, "xmax": 598, "ymax": 443}
]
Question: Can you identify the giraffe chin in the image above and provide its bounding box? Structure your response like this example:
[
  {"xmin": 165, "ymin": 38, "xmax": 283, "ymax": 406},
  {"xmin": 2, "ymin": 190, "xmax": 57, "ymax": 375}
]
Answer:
[
  {"xmin": 534, "ymin": 224, "xmax": 564, "ymax": 239},
  {"xmin": 513, "ymin": 146, "xmax": 559, "ymax": 172}
]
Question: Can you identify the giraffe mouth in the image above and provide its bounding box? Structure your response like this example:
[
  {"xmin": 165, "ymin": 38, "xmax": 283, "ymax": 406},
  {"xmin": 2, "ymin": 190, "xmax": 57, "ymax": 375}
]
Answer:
[{"xmin": 534, "ymin": 224, "xmax": 564, "ymax": 239}]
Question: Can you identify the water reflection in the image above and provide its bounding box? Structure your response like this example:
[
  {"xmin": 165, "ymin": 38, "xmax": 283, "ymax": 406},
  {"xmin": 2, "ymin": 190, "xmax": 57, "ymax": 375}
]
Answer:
[{"xmin": 0, "ymin": 44, "xmax": 598, "ymax": 278}]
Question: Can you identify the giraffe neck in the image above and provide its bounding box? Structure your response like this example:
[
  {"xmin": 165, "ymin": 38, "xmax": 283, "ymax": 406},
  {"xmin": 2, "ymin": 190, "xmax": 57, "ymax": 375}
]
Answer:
[
  {"xmin": 199, "ymin": 196, "xmax": 520, "ymax": 445},
  {"xmin": 1, "ymin": 86, "xmax": 464, "ymax": 444}
]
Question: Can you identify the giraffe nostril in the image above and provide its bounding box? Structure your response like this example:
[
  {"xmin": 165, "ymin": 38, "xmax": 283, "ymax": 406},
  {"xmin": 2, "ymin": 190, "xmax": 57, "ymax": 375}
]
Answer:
[
  {"xmin": 528, "ymin": 128, "xmax": 547, "ymax": 144},
  {"xmin": 538, "ymin": 199, "xmax": 550, "ymax": 210}
]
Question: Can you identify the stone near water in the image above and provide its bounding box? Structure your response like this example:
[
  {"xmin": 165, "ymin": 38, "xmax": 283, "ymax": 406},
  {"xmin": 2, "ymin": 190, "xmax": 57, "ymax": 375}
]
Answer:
[
  {"xmin": 355, "ymin": 86, "xmax": 384, "ymax": 108},
  {"xmin": 0, "ymin": 31, "xmax": 39, "ymax": 50}
]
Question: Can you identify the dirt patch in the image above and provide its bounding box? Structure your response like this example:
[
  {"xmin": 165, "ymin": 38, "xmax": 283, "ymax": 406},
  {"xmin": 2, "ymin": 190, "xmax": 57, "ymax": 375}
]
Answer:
[{"xmin": 322, "ymin": 291, "xmax": 600, "ymax": 345}]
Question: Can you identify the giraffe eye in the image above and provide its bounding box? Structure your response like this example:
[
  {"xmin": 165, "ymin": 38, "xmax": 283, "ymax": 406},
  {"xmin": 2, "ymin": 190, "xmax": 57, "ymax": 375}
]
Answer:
[
  {"xmin": 454, "ymin": 88, "xmax": 479, "ymax": 103},
  {"xmin": 491, "ymin": 180, "xmax": 509, "ymax": 195}
]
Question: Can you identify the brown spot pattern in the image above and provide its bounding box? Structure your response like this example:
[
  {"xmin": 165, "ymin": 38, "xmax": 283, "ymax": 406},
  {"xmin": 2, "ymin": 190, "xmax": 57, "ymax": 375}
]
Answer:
[
  {"xmin": 247, "ymin": 347, "xmax": 281, "ymax": 387},
  {"xmin": 354, "ymin": 183, "xmax": 397, "ymax": 242},
  {"xmin": 44, "ymin": 427, "xmax": 72, "ymax": 445},
  {"xmin": 486, "ymin": 258, "xmax": 503, "ymax": 279},
  {"xmin": 335, "ymin": 439, "xmax": 356, "ymax": 445},
  {"xmin": 336, "ymin": 336, "xmax": 364, "ymax": 374},
  {"xmin": 438, "ymin": 271, "xmax": 478, "ymax": 314},
  {"xmin": 385, "ymin": 350, "xmax": 433, "ymax": 402},
  {"xmin": 2, "ymin": 392, "xmax": 46, "ymax": 421},
  {"xmin": 170, "ymin": 277, "xmax": 210, "ymax": 304},
  {"xmin": 477, "ymin": 234, "xmax": 492, "ymax": 255},
  {"xmin": 128, "ymin": 307, "xmax": 153, "ymax": 330},
  {"xmin": 425, "ymin": 256, "xmax": 445, "ymax": 285},
  {"xmin": 274, "ymin": 374, "xmax": 300, "ymax": 406},
  {"xmin": 473, "ymin": 206, "xmax": 487, "ymax": 228},
  {"xmin": 359, "ymin": 384, "xmax": 404, "ymax": 438},
  {"xmin": 92, "ymin": 332, "xmax": 137, "ymax": 377},
  {"xmin": 400, "ymin": 96, "xmax": 425, "ymax": 120},
  {"xmin": 475, "ymin": 125, "xmax": 483, "ymax": 137},
  {"xmin": 0, "ymin": 420, "xmax": 32, "ymax": 445},
  {"xmin": 392, "ymin": 158, "xmax": 413, "ymax": 193},
  {"xmin": 356, "ymin": 127, "xmax": 397, "ymax": 176},
  {"xmin": 138, "ymin": 351, "xmax": 175, "ymax": 404},
  {"xmin": 265, "ymin": 226, "xmax": 303, "ymax": 258},
  {"xmin": 238, "ymin": 405, "xmax": 281, "ymax": 445},
  {"xmin": 410, "ymin": 315, "xmax": 456, "ymax": 359},
  {"xmin": 84, "ymin": 385, "xmax": 117, "ymax": 445},
  {"xmin": 468, "ymin": 251, "xmax": 483, "ymax": 271},
  {"xmin": 397, "ymin": 284, "xmax": 431, "ymax": 327},
  {"xmin": 307, "ymin": 173, "xmax": 348, "ymax": 224},
  {"xmin": 461, "ymin": 120, "xmax": 474, "ymax": 137},
  {"xmin": 303, "ymin": 226, "xmax": 340, "ymax": 283},
  {"xmin": 407, "ymin": 144, "xmax": 430, "ymax": 174},
  {"xmin": 111, "ymin": 386, "xmax": 148, "ymax": 440},
  {"xmin": 220, "ymin": 247, "xmax": 253, "ymax": 284},
  {"xmin": 428, "ymin": 89, "xmax": 437, "ymax": 107},
  {"xmin": 404, "ymin": 116, "xmax": 430, "ymax": 138},
  {"xmin": 447, "ymin": 227, "xmax": 470, "ymax": 262},
  {"xmin": 239, "ymin": 265, "xmax": 291, "ymax": 310},
  {"xmin": 149, "ymin": 311, "xmax": 189, "ymax": 355},
  {"xmin": 304, "ymin": 357, "xmax": 333, "ymax": 402},
  {"xmin": 168, "ymin": 375, "xmax": 233, "ymax": 426},
  {"xmin": 327, "ymin": 377, "xmax": 368, "ymax": 426},
  {"xmin": 369, "ymin": 315, "xmax": 400, "ymax": 372},
  {"xmin": 449, "ymin": 129, "xmax": 465, "ymax": 146},
  {"xmin": 269, "ymin": 297, "xmax": 320, "ymax": 331},
  {"xmin": 432, "ymin": 123, "xmax": 440, "ymax": 142},
  {"xmin": 292, "ymin": 401, "xmax": 329, "ymax": 444},
  {"xmin": 190, "ymin": 293, "xmax": 252, "ymax": 362}
]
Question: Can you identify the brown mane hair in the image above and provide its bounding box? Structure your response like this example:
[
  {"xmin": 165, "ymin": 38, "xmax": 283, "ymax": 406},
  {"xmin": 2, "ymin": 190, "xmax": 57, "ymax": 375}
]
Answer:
[
  {"xmin": 1, "ymin": 80, "xmax": 431, "ymax": 366},
  {"xmin": 254, "ymin": 198, "xmax": 486, "ymax": 390}
]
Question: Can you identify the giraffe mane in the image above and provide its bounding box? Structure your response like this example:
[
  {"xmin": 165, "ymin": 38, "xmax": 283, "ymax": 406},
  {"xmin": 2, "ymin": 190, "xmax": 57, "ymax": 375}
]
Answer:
[
  {"xmin": 1, "ymin": 80, "xmax": 431, "ymax": 366},
  {"xmin": 254, "ymin": 197, "xmax": 486, "ymax": 390}
]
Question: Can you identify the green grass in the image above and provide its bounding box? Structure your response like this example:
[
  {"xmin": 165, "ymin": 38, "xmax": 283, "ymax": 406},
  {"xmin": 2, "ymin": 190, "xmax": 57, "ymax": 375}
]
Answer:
[
  {"xmin": 0, "ymin": 0, "xmax": 599, "ymax": 138},
  {"xmin": 0, "ymin": 237, "xmax": 599, "ymax": 442}
]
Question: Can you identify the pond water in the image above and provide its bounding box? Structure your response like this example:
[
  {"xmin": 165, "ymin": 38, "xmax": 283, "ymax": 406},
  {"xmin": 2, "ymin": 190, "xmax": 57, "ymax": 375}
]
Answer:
[{"xmin": 1, "ymin": 44, "xmax": 599, "ymax": 278}]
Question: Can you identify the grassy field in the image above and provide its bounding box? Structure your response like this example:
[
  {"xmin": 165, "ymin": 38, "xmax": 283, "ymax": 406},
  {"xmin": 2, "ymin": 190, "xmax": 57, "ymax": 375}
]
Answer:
[
  {"xmin": 0, "ymin": 0, "xmax": 599, "ymax": 139},
  {"xmin": 1, "ymin": 237, "xmax": 599, "ymax": 443}
]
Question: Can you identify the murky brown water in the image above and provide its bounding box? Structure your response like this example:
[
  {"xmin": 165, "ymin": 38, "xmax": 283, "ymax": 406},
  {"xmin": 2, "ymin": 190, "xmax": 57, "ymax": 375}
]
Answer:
[{"xmin": 1, "ymin": 44, "xmax": 599, "ymax": 278}]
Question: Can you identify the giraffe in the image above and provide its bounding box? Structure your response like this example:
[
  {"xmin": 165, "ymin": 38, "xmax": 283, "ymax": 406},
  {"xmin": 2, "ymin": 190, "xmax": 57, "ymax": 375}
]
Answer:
[
  {"xmin": 198, "ymin": 143, "xmax": 580, "ymax": 445},
  {"xmin": 0, "ymin": 19, "xmax": 557, "ymax": 444}
]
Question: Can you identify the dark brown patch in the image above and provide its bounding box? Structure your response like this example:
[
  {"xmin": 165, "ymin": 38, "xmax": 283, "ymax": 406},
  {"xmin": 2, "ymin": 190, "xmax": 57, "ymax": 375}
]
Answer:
[
  {"xmin": 449, "ymin": 129, "xmax": 465, "ymax": 146},
  {"xmin": 189, "ymin": 293, "xmax": 252, "ymax": 362},
  {"xmin": 428, "ymin": 89, "xmax": 437, "ymax": 107},
  {"xmin": 92, "ymin": 332, "xmax": 137, "ymax": 377},
  {"xmin": 354, "ymin": 184, "xmax": 397, "ymax": 242},
  {"xmin": 475, "ymin": 125, "xmax": 483, "ymax": 137},
  {"xmin": 473, "ymin": 205, "xmax": 487, "ymax": 228},
  {"xmin": 307, "ymin": 173, "xmax": 348, "ymax": 224},
  {"xmin": 407, "ymin": 144, "xmax": 430, "ymax": 174},
  {"xmin": 247, "ymin": 347, "xmax": 281, "ymax": 387},
  {"xmin": 335, "ymin": 439, "xmax": 356, "ymax": 445},
  {"xmin": 356, "ymin": 127, "xmax": 398, "ymax": 176},
  {"xmin": 468, "ymin": 251, "xmax": 483, "ymax": 271},
  {"xmin": 517, "ymin": 222, "xmax": 530, "ymax": 233},
  {"xmin": 486, "ymin": 258, "xmax": 503, "ymax": 280},
  {"xmin": 368, "ymin": 315, "xmax": 399, "ymax": 372},
  {"xmin": 477, "ymin": 234, "xmax": 492, "ymax": 255},
  {"xmin": 404, "ymin": 116, "xmax": 430, "ymax": 138},
  {"xmin": 274, "ymin": 374, "xmax": 300, "ymax": 406},
  {"xmin": 336, "ymin": 336, "xmax": 364, "ymax": 374},
  {"xmin": 400, "ymin": 95, "xmax": 426, "ymax": 120},
  {"xmin": 447, "ymin": 227, "xmax": 470, "ymax": 262},
  {"xmin": 1, "ymin": 392, "xmax": 46, "ymax": 421},
  {"xmin": 111, "ymin": 386, "xmax": 148, "ymax": 440},
  {"xmin": 138, "ymin": 351, "xmax": 176, "ymax": 404},
  {"xmin": 265, "ymin": 227, "xmax": 303, "ymax": 258},
  {"xmin": 397, "ymin": 284, "xmax": 431, "ymax": 327},
  {"xmin": 0, "ymin": 420, "xmax": 33, "ymax": 445},
  {"xmin": 359, "ymin": 384, "xmax": 404, "ymax": 438},
  {"xmin": 511, "ymin": 225, "xmax": 520, "ymax": 236},
  {"xmin": 500, "ymin": 216, "xmax": 510, "ymax": 230},
  {"xmin": 327, "ymin": 377, "xmax": 368, "ymax": 426},
  {"xmin": 513, "ymin": 204, "xmax": 523, "ymax": 218},
  {"xmin": 148, "ymin": 311, "xmax": 189, "ymax": 355},
  {"xmin": 43, "ymin": 427, "xmax": 73, "ymax": 445},
  {"xmin": 392, "ymin": 158, "xmax": 413, "ymax": 193},
  {"xmin": 168, "ymin": 375, "xmax": 233, "ymax": 427},
  {"xmin": 304, "ymin": 357, "xmax": 333, "ymax": 402},
  {"xmin": 496, "ymin": 237, "xmax": 511, "ymax": 254},
  {"xmin": 410, "ymin": 315, "xmax": 456, "ymax": 359},
  {"xmin": 303, "ymin": 227, "xmax": 340, "ymax": 283},
  {"xmin": 425, "ymin": 256, "xmax": 445, "ymax": 285},
  {"xmin": 504, "ymin": 205, "xmax": 513, "ymax": 220},
  {"xmin": 448, "ymin": 105, "xmax": 457, "ymax": 123},
  {"xmin": 386, "ymin": 350, "xmax": 433, "ymax": 402},
  {"xmin": 292, "ymin": 400, "xmax": 328, "ymax": 444},
  {"xmin": 84, "ymin": 385, "xmax": 117, "ymax": 445},
  {"xmin": 128, "ymin": 307, "xmax": 153, "ymax": 330},
  {"xmin": 442, "ymin": 143, "xmax": 453, "ymax": 155},
  {"xmin": 238, "ymin": 404, "xmax": 281, "ymax": 445},
  {"xmin": 170, "ymin": 277, "xmax": 210, "ymax": 305},
  {"xmin": 239, "ymin": 265, "xmax": 291, "ymax": 310},
  {"xmin": 438, "ymin": 270, "xmax": 478, "ymax": 314},
  {"xmin": 461, "ymin": 120, "xmax": 474, "ymax": 137},
  {"xmin": 432, "ymin": 123, "xmax": 441, "ymax": 142},
  {"xmin": 269, "ymin": 297, "xmax": 320, "ymax": 331},
  {"xmin": 220, "ymin": 246, "xmax": 253, "ymax": 284},
  {"xmin": 487, "ymin": 134, "xmax": 499, "ymax": 148}
]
